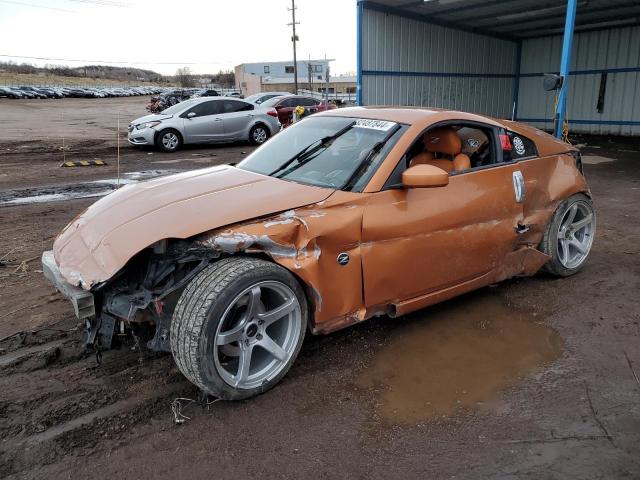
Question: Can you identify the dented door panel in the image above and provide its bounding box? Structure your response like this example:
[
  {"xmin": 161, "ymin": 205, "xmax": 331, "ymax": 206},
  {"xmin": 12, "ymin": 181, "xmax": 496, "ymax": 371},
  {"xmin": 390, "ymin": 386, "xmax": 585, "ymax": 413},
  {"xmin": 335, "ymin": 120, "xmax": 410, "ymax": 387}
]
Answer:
[{"xmin": 361, "ymin": 163, "xmax": 523, "ymax": 308}]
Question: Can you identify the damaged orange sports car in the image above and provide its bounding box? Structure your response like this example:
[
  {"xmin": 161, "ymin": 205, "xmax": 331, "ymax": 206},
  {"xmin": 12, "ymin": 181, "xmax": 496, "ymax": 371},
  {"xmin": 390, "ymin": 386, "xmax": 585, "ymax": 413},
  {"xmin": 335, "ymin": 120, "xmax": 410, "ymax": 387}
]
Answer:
[{"xmin": 42, "ymin": 107, "xmax": 595, "ymax": 399}]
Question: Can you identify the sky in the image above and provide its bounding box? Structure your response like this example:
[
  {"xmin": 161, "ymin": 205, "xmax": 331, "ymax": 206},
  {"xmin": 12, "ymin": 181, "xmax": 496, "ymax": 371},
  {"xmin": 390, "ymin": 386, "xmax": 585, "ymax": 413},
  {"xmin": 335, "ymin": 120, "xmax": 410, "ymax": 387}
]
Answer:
[{"xmin": 0, "ymin": 0, "xmax": 357, "ymax": 76}]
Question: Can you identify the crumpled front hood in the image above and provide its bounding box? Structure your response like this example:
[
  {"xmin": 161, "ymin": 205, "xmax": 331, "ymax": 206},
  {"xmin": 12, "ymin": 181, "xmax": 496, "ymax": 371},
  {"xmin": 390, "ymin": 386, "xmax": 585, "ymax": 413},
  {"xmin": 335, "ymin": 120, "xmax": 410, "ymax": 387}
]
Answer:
[{"xmin": 53, "ymin": 165, "xmax": 334, "ymax": 289}]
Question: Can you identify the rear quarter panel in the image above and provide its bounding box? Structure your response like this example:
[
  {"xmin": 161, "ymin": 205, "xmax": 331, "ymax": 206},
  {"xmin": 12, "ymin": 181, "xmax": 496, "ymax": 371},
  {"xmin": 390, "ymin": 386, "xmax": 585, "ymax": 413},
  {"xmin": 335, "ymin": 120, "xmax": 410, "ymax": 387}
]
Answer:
[
  {"xmin": 518, "ymin": 153, "xmax": 590, "ymax": 245},
  {"xmin": 502, "ymin": 120, "xmax": 590, "ymax": 245}
]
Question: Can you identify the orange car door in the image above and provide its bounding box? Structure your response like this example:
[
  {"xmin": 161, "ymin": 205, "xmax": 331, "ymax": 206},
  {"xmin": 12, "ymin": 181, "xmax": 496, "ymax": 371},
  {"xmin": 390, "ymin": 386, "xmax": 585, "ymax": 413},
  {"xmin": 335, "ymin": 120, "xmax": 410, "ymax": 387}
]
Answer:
[{"xmin": 361, "ymin": 162, "xmax": 523, "ymax": 309}]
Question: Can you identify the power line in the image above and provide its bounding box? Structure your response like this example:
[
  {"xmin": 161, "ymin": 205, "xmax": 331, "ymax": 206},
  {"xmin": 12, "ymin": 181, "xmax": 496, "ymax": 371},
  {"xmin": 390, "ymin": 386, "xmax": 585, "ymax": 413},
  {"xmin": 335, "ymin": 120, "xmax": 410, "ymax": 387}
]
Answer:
[{"xmin": 0, "ymin": 54, "xmax": 230, "ymax": 66}]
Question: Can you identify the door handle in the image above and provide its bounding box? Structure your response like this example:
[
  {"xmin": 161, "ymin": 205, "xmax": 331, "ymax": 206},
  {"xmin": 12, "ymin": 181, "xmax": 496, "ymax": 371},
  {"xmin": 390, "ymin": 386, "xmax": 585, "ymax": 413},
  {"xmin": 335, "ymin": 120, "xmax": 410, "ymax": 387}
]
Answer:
[
  {"xmin": 213, "ymin": 118, "xmax": 222, "ymax": 122},
  {"xmin": 512, "ymin": 170, "xmax": 525, "ymax": 203}
]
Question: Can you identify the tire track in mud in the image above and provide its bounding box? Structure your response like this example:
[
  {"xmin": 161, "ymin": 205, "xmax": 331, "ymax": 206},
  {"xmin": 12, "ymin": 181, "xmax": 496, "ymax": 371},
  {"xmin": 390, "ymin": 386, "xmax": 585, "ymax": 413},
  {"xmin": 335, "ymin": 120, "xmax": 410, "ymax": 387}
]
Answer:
[{"xmin": 0, "ymin": 332, "xmax": 192, "ymax": 477}]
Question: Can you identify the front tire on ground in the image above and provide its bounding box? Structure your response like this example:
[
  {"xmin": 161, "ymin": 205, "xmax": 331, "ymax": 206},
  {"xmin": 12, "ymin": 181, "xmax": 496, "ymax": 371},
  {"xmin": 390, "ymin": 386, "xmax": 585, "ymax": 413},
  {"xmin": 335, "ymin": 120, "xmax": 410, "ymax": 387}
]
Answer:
[
  {"xmin": 170, "ymin": 257, "xmax": 307, "ymax": 400},
  {"xmin": 540, "ymin": 193, "xmax": 596, "ymax": 276},
  {"xmin": 156, "ymin": 128, "xmax": 182, "ymax": 152},
  {"xmin": 249, "ymin": 124, "xmax": 270, "ymax": 145}
]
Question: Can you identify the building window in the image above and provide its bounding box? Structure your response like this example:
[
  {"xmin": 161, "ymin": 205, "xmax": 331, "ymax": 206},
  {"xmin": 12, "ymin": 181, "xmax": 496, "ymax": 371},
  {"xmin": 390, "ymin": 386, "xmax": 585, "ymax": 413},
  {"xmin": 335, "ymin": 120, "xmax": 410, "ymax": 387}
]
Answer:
[
  {"xmin": 263, "ymin": 65, "xmax": 270, "ymax": 74},
  {"xmin": 285, "ymin": 66, "xmax": 295, "ymax": 74},
  {"xmin": 314, "ymin": 65, "xmax": 322, "ymax": 73},
  {"xmin": 346, "ymin": 87, "xmax": 356, "ymax": 94},
  {"xmin": 317, "ymin": 75, "xmax": 323, "ymax": 80}
]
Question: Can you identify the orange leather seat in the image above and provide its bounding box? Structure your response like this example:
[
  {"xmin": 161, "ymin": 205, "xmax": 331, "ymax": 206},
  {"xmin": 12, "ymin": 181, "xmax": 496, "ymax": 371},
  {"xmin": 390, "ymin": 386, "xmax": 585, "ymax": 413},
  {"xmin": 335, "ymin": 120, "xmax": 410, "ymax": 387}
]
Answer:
[{"xmin": 411, "ymin": 128, "xmax": 471, "ymax": 172}]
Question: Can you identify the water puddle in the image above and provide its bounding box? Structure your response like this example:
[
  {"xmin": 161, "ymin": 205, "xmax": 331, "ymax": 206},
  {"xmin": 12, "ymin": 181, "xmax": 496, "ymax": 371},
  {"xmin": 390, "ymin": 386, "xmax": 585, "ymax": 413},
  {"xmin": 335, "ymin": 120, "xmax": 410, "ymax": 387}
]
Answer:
[
  {"xmin": 357, "ymin": 292, "xmax": 562, "ymax": 423},
  {"xmin": 0, "ymin": 170, "xmax": 176, "ymax": 206}
]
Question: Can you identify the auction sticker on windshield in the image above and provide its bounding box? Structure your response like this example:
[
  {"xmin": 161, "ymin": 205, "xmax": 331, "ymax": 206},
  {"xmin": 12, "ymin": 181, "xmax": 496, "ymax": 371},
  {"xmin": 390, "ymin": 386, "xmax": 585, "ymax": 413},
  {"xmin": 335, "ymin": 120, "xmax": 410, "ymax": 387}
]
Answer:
[{"xmin": 354, "ymin": 119, "xmax": 397, "ymax": 131}]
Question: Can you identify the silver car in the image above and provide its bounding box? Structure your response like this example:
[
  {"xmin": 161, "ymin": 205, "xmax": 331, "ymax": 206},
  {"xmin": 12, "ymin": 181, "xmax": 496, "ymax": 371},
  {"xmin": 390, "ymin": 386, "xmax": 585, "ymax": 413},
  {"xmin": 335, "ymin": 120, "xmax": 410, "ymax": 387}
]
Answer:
[{"xmin": 128, "ymin": 97, "xmax": 281, "ymax": 152}]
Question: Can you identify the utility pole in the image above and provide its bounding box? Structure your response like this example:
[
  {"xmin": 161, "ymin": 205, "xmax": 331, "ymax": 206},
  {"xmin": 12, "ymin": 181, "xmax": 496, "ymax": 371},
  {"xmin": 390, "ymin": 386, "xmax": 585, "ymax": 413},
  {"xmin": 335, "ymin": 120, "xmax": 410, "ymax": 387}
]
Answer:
[{"xmin": 288, "ymin": 0, "xmax": 299, "ymax": 94}]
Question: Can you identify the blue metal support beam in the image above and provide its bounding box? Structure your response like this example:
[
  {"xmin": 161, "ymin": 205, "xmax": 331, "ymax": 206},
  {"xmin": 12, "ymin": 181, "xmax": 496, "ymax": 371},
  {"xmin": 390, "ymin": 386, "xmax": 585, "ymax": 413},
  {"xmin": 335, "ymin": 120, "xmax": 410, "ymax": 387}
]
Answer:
[
  {"xmin": 555, "ymin": 0, "xmax": 578, "ymax": 138},
  {"xmin": 356, "ymin": 0, "xmax": 364, "ymax": 106},
  {"xmin": 512, "ymin": 40, "xmax": 522, "ymax": 120}
]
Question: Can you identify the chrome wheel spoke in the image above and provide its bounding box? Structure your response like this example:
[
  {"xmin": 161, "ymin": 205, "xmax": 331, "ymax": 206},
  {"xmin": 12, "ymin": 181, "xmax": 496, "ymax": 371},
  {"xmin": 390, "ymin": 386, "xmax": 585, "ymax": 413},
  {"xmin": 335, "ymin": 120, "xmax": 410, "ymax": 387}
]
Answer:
[
  {"xmin": 234, "ymin": 345, "xmax": 254, "ymax": 387},
  {"xmin": 246, "ymin": 286, "xmax": 261, "ymax": 318},
  {"xmin": 258, "ymin": 298, "xmax": 296, "ymax": 327},
  {"xmin": 571, "ymin": 213, "xmax": 593, "ymax": 231},
  {"xmin": 216, "ymin": 322, "xmax": 245, "ymax": 345},
  {"xmin": 559, "ymin": 238, "xmax": 570, "ymax": 264},
  {"xmin": 258, "ymin": 334, "xmax": 288, "ymax": 362},
  {"xmin": 563, "ymin": 204, "xmax": 578, "ymax": 228},
  {"xmin": 570, "ymin": 236, "xmax": 588, "ymax": 254}
]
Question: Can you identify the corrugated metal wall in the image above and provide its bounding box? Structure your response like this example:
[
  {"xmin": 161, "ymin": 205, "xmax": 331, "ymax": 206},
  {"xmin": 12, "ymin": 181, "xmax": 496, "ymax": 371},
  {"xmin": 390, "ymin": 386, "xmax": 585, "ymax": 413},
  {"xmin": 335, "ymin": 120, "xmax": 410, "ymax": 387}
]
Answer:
[
  {"xmin": 361, "ymin": 7, "xmax": 518, "ymax": 118},
  {"xmin": 517, "ymin": 25, "xmax": 640, "ymax": 135}
]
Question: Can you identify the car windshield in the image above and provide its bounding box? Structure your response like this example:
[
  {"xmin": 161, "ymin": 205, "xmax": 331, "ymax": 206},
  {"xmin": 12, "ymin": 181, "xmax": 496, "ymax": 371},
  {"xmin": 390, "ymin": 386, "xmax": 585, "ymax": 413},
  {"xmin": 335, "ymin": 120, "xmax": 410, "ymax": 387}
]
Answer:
[
  {"xmin": 161, "ymin": 98, "xmax": 196, "ymax": 115},
  {"xmin": 237, "ymin": 116, "xmax": 407, "ymax": 191}
]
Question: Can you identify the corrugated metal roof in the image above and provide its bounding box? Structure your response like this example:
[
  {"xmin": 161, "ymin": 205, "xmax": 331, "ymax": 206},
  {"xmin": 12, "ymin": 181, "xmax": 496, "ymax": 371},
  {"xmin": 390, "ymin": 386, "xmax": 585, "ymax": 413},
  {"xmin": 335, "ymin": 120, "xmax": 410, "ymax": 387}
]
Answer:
[{"xmin": 363, "ymin": 0, "xmax": 640, "ymax": 40}]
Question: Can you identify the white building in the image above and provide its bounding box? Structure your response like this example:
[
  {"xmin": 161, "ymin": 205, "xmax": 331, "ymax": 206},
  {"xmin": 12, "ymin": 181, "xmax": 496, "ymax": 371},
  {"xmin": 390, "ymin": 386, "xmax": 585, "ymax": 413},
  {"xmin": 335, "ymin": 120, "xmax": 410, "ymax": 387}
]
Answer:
[{"xmin": 236, "ymin": 59, "xmax": 330, "ymax": 80}]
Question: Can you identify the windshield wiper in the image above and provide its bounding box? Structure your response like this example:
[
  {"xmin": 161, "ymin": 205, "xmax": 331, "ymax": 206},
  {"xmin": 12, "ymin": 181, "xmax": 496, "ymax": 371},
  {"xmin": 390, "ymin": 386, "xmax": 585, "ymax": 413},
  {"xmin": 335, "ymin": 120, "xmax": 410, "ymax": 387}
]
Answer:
[
  {"xmin": 342, "ymin": 123, "xmax": 402, "ymax": 191},
  {"xmin": 268, "ymin": 121, "xmax": 356, "ymax": 177}
]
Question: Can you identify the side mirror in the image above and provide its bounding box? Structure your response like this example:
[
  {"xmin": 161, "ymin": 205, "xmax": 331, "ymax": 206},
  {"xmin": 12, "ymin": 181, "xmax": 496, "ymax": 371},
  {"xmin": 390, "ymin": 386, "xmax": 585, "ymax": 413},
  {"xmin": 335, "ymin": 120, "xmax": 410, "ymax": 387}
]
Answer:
[
  {"xmin": 402, "ymin": 164, "xmax": 449, "ymax": 188},
  {"xmin": 543, "ymin": 73, "xmax": 563, "ymax": 91},
  {"xmin": 186, "ymin": 111, "xmax": 197, "ymax": 118}
]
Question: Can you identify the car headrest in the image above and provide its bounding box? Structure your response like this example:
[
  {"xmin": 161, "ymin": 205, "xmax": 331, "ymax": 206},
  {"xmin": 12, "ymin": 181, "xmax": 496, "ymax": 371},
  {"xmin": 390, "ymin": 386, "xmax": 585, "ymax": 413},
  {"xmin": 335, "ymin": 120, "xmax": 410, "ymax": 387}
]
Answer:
[{"xmin": 421, "ymin": 128, "xmax": 462, "ymax": 156}]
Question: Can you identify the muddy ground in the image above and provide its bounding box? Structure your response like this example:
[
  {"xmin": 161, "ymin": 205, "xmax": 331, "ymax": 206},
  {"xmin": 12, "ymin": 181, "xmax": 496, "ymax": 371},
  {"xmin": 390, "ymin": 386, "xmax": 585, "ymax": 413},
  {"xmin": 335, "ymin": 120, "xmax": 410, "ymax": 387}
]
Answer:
[{"xmin": 1, "ymin": 98, "xmax": 639, "ymax": 479}]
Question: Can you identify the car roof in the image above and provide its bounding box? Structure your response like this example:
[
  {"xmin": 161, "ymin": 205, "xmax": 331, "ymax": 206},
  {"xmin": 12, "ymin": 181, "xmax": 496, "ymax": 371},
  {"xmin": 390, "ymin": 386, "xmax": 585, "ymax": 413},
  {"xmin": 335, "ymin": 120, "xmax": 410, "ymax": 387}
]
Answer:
[{"xmin": 316, "ymin": 106, "xmax": 505, "ymax": 129}]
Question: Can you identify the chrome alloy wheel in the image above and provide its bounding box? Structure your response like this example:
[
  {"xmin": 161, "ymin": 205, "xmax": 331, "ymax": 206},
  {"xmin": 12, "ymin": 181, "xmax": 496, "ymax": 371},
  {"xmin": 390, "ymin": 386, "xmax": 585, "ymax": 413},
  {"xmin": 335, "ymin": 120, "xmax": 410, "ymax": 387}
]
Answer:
[
  {"xmin": 557, "ymin": 200, "xmax": 595, "ymax": 269},
  {"xmin": 253, "ymin": 126, "xmax": 268, "ymax": 144},
  {"xmin": 161, "ymin": 132, "xmax": 179, "ymax": 150},
  {"xmin": 213, "ymin": 281, "xmax": 302, "ymax": 389}
]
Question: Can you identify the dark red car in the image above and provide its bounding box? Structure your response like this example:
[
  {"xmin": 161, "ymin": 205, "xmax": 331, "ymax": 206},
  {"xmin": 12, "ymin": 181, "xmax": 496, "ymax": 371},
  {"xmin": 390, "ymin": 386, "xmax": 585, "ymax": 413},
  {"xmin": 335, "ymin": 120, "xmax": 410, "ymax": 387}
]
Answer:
[{"xmin": 261, "ymin": 95, "xmax": 337, "ymax": 126}]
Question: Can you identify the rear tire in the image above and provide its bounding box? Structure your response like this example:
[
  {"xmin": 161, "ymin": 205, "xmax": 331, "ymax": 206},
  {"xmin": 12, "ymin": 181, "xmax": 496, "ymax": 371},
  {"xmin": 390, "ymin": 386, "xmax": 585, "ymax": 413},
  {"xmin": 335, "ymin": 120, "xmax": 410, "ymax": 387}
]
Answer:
[
  {"xmin": 156, "ymin": 129, "xmax": 182, "ymax": 152},
  {"xmin": 540, "ymin": 193, "xmax": 596, "ymax": 276},
  {"xmin": 170, "ymin": 257, "xmax": 307, "ymax": 400}
]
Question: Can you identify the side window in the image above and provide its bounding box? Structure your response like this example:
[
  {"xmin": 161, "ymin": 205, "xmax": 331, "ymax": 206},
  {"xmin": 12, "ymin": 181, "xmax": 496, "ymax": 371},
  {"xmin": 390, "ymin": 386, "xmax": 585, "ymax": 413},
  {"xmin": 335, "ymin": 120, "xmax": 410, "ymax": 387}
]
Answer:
[
  {"xmin": 383, "ymin": 123, "xmax": 499, "ymax": 189},
  {"xmin": 299, "ymin": 98, "xmax": 317, "ymax": 107},
  {"xmin": 223, "ymin": 100, "xmax": 254, "ymax": 113},
  {"xmin": 280, "ymin": 98, "xmax": 296, "ymax": 108},
  {"xmin": 186, "ymin": 100, "xmax": 222, "ymax": 117},
  {"xmin": 504, "ymin": 130, "xmax": 538, "ymax": 160}
]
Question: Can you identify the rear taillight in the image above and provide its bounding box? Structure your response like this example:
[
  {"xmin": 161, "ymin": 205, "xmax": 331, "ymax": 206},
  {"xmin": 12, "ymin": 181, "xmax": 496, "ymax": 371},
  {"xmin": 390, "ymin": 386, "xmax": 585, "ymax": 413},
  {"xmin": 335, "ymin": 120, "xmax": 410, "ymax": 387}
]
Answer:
[{"xmin": 267, "ymin": 109, "xmax": 278, "ymax": 117}]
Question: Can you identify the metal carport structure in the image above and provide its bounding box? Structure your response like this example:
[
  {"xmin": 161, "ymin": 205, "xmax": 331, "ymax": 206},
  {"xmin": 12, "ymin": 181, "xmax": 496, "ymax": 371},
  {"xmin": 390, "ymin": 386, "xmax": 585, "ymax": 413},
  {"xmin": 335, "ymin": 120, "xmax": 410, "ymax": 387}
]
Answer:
[{"xmin": 356, "ymin": 0, "xmax": 640, "ymax": 137}]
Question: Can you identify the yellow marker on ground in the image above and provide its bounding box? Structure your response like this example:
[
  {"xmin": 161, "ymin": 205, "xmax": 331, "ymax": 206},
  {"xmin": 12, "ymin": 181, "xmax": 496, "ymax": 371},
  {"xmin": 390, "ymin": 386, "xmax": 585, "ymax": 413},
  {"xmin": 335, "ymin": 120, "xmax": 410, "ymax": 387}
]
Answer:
[{"xmin": 60, "ymin": 160, "xmax": 107, "ymax": 167}]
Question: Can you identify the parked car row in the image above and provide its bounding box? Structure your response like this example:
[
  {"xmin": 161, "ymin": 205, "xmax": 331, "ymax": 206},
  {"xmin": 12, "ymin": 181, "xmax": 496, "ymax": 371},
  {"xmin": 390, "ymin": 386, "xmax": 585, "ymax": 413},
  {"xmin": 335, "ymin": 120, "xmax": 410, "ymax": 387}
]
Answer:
[{"xmin": 0, "ymin": 85, "xmax": 166, "ymax": 99}]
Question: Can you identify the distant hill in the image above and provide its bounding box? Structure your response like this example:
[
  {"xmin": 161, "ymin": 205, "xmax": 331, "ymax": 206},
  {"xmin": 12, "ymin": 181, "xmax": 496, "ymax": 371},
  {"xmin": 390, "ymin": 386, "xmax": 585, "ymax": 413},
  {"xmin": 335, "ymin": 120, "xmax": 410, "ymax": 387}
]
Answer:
[{"xmin": 0, "ymin": 61, "xmax": 169, "ymax": 84}]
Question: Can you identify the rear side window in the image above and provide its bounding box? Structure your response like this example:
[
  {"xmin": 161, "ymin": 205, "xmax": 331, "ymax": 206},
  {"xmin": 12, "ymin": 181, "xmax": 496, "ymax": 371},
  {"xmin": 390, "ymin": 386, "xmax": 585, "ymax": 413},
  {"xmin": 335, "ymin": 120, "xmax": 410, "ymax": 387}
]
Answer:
[
  {"xmin": 505, "ymin": 131, "xmax": 538, "ymax": 160},
  {"xmin": 223, "ymin": 100, "xmax": 253, "ymax": 113},
  {"xmin": 299, "ymin": 98, "xmax": 317, "ymax": 107},
  {"xmin": 280, "ymin": 98, "xmax": 297, "ymax": 107}
]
